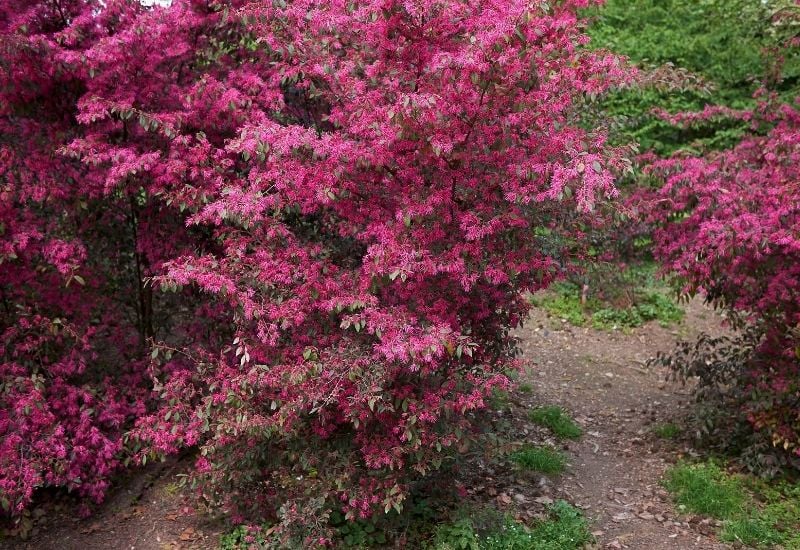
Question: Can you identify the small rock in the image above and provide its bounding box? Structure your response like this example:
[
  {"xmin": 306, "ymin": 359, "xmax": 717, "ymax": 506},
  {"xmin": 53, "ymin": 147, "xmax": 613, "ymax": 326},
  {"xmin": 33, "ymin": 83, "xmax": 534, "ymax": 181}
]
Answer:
[
  {"xmin": 612, "ymin": 512, "xmax": 633, "ymax": 523},
  {"xmin": 638, "ymin": 512, "xmax": 655, "ymax": 520},
  {"xmin": 533, "ymin": 496, "xmax": 554, "ymax": 505}
]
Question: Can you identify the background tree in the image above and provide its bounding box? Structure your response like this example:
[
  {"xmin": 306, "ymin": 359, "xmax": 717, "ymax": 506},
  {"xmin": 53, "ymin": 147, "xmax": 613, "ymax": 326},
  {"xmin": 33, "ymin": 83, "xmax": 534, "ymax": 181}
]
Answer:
[{"xmin": 587, "ymin": 0, "xmax": 800, "ymax": 155}]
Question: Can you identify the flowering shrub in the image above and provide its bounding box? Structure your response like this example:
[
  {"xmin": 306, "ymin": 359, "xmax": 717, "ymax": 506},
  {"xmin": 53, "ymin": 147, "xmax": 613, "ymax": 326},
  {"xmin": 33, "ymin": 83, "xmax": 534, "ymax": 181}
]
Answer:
[
  {"xmin": 0, "ymin": 0, "xmax": 213, "ymax": 514},
  {"xmin": 644, "ymin": 80, "xmax": 800, "ymax": 468},
  {"xmin": 0, "ymin": 0, "xmax": 625, "ymax": 538}
]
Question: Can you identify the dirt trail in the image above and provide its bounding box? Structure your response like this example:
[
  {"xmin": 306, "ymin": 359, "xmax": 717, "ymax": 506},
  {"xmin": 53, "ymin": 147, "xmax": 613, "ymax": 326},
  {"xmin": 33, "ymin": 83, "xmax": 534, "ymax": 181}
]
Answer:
[
  {"xmin": 515, "ymin": 300, "xmax": 730, "ymax": 549},
  {"xmin": 6, "ymin": 300, "xmax": 731, "ymax": 550}
]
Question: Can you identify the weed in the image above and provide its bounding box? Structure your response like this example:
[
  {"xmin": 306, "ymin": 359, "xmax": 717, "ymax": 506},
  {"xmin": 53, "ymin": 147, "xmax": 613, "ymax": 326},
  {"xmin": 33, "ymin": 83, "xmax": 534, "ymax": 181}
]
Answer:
[
  {"xmin": 518, "ymin": 500, "xmax": 593, "ymax": 550},
  {"xmin": 509, "ymin": 445, "xmax": 567, "ymax": 474},
  {"xmin": 162, "ymin": 481, "xmax": 181, "ymax": 496},
  {"xmin": 518, "ymin": 383, "xmax": 533, "ymax": 394},
  {"xmin": 528, "ymin": 406, "xmax": 582, "ymax": 439},
  {"xmin": 529, "ymin": 283, "xmax": 587, "ymax": 326},
  {"xmin": 431, "ymin": 501, "xmax": 591, "ymax": 550},
  {"xmin": 652, "ymin": 423, "xmax": 681, "ymax": 439},
  {"xmin": 219, "ymin": 524, "xmax": 272, "ymax": 549}
]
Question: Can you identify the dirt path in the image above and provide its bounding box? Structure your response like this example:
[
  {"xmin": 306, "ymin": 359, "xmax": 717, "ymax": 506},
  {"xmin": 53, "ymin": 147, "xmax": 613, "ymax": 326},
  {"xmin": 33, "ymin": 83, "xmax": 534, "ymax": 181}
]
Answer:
[
  {"xmin": 514, "ymin": 300, "xmax": 730, "ymax": 549},
  {"xmin": 5, "ymin": 457, "xmax": 222, "ymax": 550},
  {"xmin": 5, "ymin": 300, "xmax": 732, "ymax": 550}
]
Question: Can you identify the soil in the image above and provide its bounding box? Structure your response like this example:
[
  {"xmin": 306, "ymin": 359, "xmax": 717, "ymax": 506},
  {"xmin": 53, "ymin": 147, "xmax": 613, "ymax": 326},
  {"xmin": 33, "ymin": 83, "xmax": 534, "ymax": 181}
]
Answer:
[
  {"xmin": 511, "ymin": 299, "xmax": 731, "ymax": 549},
  {"xmin": 3, "ymin": 299, "xmax": 732, "ymax": 550}
]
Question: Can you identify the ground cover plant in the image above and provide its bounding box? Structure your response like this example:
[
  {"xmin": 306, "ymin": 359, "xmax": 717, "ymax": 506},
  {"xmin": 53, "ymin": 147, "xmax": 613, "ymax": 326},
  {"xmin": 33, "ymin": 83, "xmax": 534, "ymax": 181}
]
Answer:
[
  {"xmin": 430, "ymin": 501, "xmax": 591, "ymax": 550},
  {"xmin": 664, "ymin": 461, "xmax": 800, "ymax": 548},
  {"xmin": 530, "ymin": 262, "xmax": 684, "ymax": 330},
  {"xmin": 651, "ymin": 423, "xmax": 681, "ymax": 440}
]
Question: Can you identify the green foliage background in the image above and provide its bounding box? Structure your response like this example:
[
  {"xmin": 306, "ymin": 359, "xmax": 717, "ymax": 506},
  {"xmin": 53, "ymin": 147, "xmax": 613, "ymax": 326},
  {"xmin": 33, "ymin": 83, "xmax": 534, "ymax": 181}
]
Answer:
[{"xmin": 586, "ymin": 0, "xmax": 800, "ymax": 155}]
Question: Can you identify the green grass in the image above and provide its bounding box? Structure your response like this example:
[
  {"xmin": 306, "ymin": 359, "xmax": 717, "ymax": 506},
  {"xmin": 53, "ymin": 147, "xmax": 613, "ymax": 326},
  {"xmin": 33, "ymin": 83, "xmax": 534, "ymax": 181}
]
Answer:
[
  {"xmin": 721, "ymin": 515, "xmax": 784, "ymax": 548},
  {"xmin": 652, "ymin": 422, "xmax": 682, "ymax": 439},
  {"xmin": 592, "ymin": 292, "xmax": 684, "ymax": 329},
  {"xmin": 663, "ymin": 461, "xmax": 800, "ymax": 548},
  {"xmin": 431, "ymin": 501, "xmax": 592, "ymax": 550},
  {"xmin": 518, "ymin": 383, "xmax": 533, "ymax": 394},
  {"xmin": 663, "ymin": 462, "xmax": 745, "ymax": 518},
  {"xmin": 509, "ymin": 445, "xmax": 567, "ymax": 474},
  {"xmin": 528, "ymin": 406, "xmax": 582, "ymax": 440}
]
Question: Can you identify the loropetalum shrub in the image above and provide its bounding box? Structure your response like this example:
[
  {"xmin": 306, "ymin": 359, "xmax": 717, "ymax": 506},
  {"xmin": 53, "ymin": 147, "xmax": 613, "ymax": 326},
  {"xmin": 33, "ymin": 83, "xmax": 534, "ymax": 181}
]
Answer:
[
  {"xmin": 0, "ymin": 0, "xmax": 626, "ymax": 539},
  {"xmin": 644, "ymin": 85, "xmax": 800, "ymax": 469},
  {"xmin": 0, "ymin": 0, "xmax": 236, "ymax": 515}
]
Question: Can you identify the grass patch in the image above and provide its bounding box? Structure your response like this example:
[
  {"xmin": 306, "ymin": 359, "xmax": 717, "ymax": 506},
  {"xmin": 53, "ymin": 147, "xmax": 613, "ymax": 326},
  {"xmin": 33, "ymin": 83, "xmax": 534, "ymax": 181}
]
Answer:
[
  {"xmin": 518, "ymin": 382, "xmax": 533, "ymax": 394},
  {"xmin": 509, "ymin": 445, "xmax": 567, "ymax": 474},
  {"xmin": 652, "ymin": 422, "xmax": 681, "ymax": 439},
  {"xmin": 529, "ymin": 263, "xmax": 684, "ymax": 330},
  {"xmin": 431, "ymin": 501, "xmax": 592, "ymax": 550},
  {"xmin": 663, "ymin": 461, "xmax": 745, "ymax": 518},
  {"xmin": 528, "ymin": 406, "xmax": 582, "ymax": 440},
  {"xmin": 663, "ymin": 461, "xmax": 800, "ymax": 548},
  {"xmin": 722, "ymin": 515, "xmax": 784, "ymax": 548}
]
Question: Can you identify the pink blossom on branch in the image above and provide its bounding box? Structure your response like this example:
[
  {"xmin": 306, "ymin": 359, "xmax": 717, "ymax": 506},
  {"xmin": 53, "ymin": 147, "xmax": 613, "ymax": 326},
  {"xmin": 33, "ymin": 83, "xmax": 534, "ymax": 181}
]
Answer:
[{"xmin": 642, "ymin": 88, "xmax": 800, "ymax": 458}]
